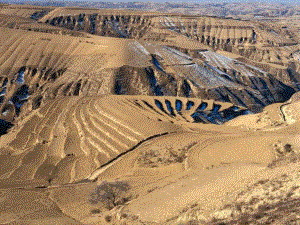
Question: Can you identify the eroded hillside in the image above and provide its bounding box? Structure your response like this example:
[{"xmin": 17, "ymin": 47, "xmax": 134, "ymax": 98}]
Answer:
[
  {"xmin": 0, "ymin": 4, "xmax": 300, "ymax": 225},
  {"xmin": 0, "ymin": 15, "xmax": 298, "ymax": 123}
]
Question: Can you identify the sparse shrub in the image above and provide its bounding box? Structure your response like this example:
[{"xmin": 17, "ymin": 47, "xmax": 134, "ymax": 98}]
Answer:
[
  {"xmin": 90, "ymin": 208, "xmax": 101, "ymax": 214},
  {"xmin": 105, "ymin": 215, "xmax": 112, "ymax": 222},
  {"xmin": 89, "ymin": 180, "xmax": 131, "ymax": 210}
]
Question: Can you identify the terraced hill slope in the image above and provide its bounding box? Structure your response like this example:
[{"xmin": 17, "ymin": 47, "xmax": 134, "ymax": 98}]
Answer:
[
  {"xmin": 0, "ymin": 95, "xmax": 247, "ymax": 187},
  {"xmin": 0, "ymin": 93, "xmax": 299, "ymax": 224}
]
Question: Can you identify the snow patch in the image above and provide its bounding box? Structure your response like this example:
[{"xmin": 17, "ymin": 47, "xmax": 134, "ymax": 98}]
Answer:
[{"xmin": 130, "ymin": 41, "xmax": 150, "ymax": 56}]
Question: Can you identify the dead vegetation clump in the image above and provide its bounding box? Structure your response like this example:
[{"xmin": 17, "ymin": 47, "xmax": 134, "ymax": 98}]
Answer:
[
  {"xmin": 269, "ymin": 142, "xmax": 300, "ymax": 168},
  {"xmin": 210, "ymin": 198, "xmax": 300, "ymax": 225},
  {"xmin": 97, "ymin": 207, "xmax": 143, "ymax": 225},
  {"xmin": 137, "ymin": 142, "xmax": 197, "ymax": 168}
]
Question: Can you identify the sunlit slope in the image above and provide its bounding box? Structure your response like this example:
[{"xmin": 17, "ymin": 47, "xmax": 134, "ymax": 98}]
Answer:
[
  {"xmin": 0, "ymin": 28, "xmax": 155, "ymax": 121},
  {"xmin": 0, "ymin": 27, "xmax": 151, "ymax": 72},
  {"xmin": 0, "ymin": 4, "xmax": 53, "ymax": 19}
]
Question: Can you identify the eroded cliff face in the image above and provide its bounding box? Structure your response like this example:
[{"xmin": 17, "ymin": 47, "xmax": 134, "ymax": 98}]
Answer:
[
  {"xmin": 41, "ymin": 12, "xmax": 297, "ymax": 58},
  {"xmin": 40, "ymin": 10, "xmax": 300, "ymax": 84},
  {"xmin": 150, "ymin": 16, "xmax": 300, "ymax": 86},
  {"xmin": 0, "ymin": 28, "xmax": 296, "ymax": 123},
  {"xmin": 39, "ymin": 8, "xmax": 162, "ymax": 39}
]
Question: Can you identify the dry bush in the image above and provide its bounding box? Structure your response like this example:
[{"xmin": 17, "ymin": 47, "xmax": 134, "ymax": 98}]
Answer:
[
  {"xmin": 105, "ymin": 215, "xmax": 112, "ymax": 222},
  {"xmin": 89, "ymin": 180, "xmax": 131, "ymax": 210}
]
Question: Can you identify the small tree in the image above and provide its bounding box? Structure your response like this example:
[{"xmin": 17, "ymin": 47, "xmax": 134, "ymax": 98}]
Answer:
[{"xmin": 89, "ymin": 180, "xmax": 131, "ymax": 210}]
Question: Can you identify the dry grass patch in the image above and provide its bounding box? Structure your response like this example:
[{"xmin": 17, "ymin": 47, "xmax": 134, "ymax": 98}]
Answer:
[
  {"xmin": 137, "ymin": 142, "xmax": 197, "ymax": 168},
  {"xmin": 209, "ymin": 170, "xmax": 300, "ymax": 224}
]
